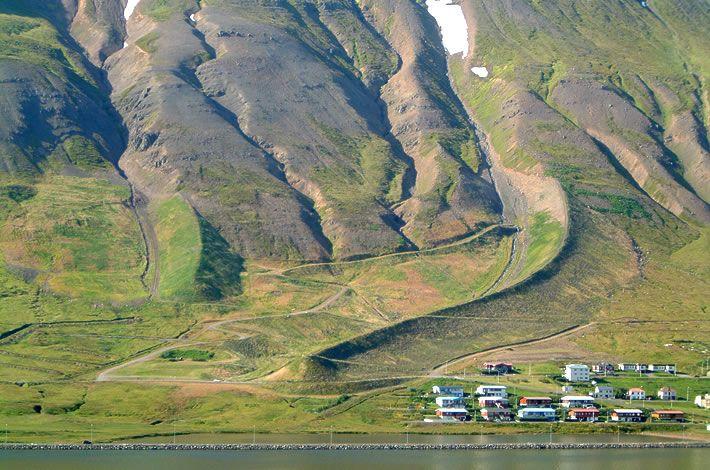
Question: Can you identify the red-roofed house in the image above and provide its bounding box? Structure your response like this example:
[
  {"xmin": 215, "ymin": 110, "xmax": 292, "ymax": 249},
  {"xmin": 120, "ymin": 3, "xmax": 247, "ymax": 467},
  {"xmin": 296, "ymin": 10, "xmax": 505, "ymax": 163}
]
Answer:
[{"xmin": 567, "ymin": 407, "xmax": 600, "ymax": 422}]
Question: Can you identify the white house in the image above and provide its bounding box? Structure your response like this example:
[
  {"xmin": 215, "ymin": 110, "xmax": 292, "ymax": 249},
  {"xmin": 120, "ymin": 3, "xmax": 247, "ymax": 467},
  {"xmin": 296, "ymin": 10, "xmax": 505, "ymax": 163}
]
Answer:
[
  {"xmin": 436, "ymin": 396, "xmax": 464, "ymax": 408},
  {"xmin": 560, "ymin": 395, "xmax": 595, "ymax": 408},
  {"xmin": 617, "ymin": 363, "xmax": 637, "ymax": 372},
  {"xmin": 564, "ymin": 364, "xmax": 590, "ymax": 382},
  {"xmin": 626, "ymin": 388, "xmax": 646, "ymax": 400},
  {"xmin": 611, "ymin": 409, "xmax": 644, "ymax": 422},
  {"xmin": 432, "ymin": 386, "xmax": 464, "ymax": 397},
  {"xmin": 475, "ymin": 385, "xmax": 507, "ymax": 397},
  {"xmin": 592, "ymin": 385, "xmax": 614, "ymax": 399},
  {"xmin": 657, "ymin": 387, "xmax": 676, "ymax": 400},
  {"xmin": 517, "ymin": 407, "xmax": 556, "ymax": 421},
  {"xmin": 592, "ymin": 362, "xmax": 614, "ymax": 374},
  {"xmin": 648, "ymin": 364, "xmax": 676, "ymax": 374},
  {"xmin": 694, "ymin": 394, "xmax": 710, "ymax": 409}
]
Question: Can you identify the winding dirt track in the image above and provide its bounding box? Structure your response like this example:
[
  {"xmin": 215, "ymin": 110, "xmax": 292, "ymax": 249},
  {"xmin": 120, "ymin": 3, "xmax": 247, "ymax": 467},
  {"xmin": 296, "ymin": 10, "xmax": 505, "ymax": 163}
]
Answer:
[
  {"xmin": 95, "ymin": 220, "xmax": 520, "ymax": 385},
  {"xmin": 94, "ymin": 219, "xmax": 518, "ymax": 385},
  {"xmin": 96, "ymin": 286, "xmax": 350, "ymax": 382},
  {"xmin": 429, "ymin": 322, "xmax": 596, "ymax": 376}
]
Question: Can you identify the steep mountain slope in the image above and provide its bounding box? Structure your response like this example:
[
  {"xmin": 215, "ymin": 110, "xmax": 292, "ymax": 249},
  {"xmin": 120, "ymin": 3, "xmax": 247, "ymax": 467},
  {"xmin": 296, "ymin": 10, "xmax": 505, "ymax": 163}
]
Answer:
[
  {"xmin": 303, "ymin": 0, "xmax": 709, "ymax": 381},
  {"xmin": 0, "ymin": 1, "xmax": 148, "ymax": 302},
  {"xmin": 104, "ymin": 0, "xmax": 503, "ymax": 265}
]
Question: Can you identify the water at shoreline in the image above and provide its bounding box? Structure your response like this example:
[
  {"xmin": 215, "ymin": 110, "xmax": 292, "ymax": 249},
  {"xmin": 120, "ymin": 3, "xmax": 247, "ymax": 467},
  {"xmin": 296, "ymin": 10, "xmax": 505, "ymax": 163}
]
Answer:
[{"xmin": 1, "ymin": 447, "xmax": 707, "ymax": 470}]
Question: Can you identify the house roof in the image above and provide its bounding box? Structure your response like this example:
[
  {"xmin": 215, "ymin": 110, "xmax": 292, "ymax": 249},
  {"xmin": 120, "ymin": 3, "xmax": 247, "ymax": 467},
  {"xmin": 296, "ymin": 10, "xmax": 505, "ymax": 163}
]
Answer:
[
  {"xmin": 437, "ymin": 407, "xmax": 468, "ymax": 413},
  {"xmin": 521, "ymin": 396, "xmax": 552, "ymax": 400},
  {"xmin": 561, "ymin": 395, "xmax": 594, "ymax": 400},
  {"xmin": 628, "ymin": 388, "xmax": 645, "ymax": 393},
  {"xmin": 613, "ymin": 409, "xmax": 642, "ymax": 413},
  {"xmin": 653, "ymin": 409, "xmax": 683, "ymax": 414},
  {"xmin": 520, "ymin": 407, "xmax": 556, "ymax": 413},
  {"xmin": 481, "ymin": 407, "xmax": 513, "ymax": 413},
  {"xmin": 569, "ymin": 407, "xmax": 599, "ymax": 413},
  {"xmin": 478, "ymin": 385, "xmax": 506, "ymax": 389},
  {"xmin": 658, "ymin": 387, "xmax": 675, "ymax": 392}
]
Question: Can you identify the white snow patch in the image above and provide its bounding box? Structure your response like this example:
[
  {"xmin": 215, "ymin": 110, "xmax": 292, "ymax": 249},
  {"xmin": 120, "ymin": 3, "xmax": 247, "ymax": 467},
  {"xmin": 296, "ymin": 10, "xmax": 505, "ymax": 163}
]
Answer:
[
  {"xmin": 190, "ymin": 13, "xmax": 196, "ymax": 22},
  {"xmin": 123, "ymin": 41, "xmax": 128, "ymax": 49},
  {"xmin": 124, "ymin": 0, "xmax": 141, "ymax": 20},
  {"xmin": 471, "ymin": 66, "xmax": 489, "ymax": 78},
  {"xmin": 425, "ymin": 0, "xmax": 469, "ymax": 57}
]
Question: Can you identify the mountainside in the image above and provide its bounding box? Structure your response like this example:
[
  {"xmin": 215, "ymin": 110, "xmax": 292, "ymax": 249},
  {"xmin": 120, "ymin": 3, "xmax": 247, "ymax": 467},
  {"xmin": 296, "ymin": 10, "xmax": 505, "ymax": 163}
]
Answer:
[{"xmin": 0, "ymin": 0, "xmax": 708, "ymax": 441}]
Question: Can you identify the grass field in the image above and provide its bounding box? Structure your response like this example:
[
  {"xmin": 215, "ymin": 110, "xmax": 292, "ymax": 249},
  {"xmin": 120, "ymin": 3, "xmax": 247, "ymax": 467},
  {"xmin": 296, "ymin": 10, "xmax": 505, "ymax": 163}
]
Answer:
[
  {"xmin": 0, "ymin": 367, "xmax": 707, "ymax": 444},
  {"xmin": 154, "ymin": 196, "xmax": 202, "ymax": 300},
  {"xmin": 0, "ymin": 175, "xmax": 147, "ymax": 303}
]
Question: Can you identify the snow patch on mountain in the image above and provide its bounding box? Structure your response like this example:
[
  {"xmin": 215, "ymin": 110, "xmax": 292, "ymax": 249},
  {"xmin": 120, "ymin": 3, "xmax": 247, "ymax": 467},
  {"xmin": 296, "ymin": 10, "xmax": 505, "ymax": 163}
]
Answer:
[
  {"xmin": 124, "ymin": 0, "xmax": 141, "ymax": 20},
  {"xmin": 471, "ymin": 66, "xmax": 489, "ymax": 78},
  {"xmin": 426, "ymin": 0, "xmax": 469, "ymax": 57}
]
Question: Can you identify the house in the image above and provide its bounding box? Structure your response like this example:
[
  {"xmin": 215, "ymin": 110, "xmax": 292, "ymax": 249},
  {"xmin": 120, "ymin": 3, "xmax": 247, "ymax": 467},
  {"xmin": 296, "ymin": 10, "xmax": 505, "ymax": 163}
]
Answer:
[
  {"xmin": 432, "ymin": 386, "xmax": 464, "ymax": 397},
  {"xmin": 483, "ymin": 362, "xmax": 514, "ymax": 374},
  {"xmin": 593, "ymin": 385, "xmax": 614, "ymax": 399},
  {"xmin": 651, "ymin": 410, "xmax": 684, "ymax": 422},
  {"xmin": 560, "ymin": 395, "xmax": 595, "ymax": 408},
  {"xmin": 435, "ymin": 396, "xmax": 464, "ymax": 408},
  {"xmin": 475, "ymin": 385, "xmax": 507, "ymax": 397},
  {"xmin": 611, "ymin": 409, "xmax": 644, "ymax": 422},
  {"xmin": 517, "ymin": 407, "xmax": 556, "ymax": 421},
  {"xmin": 635, "ymin": 364, "xmax": 649, "ymax": 373},
  {"xmin": 561, "ymin": 385, "xmax": 574, "ymax": 393},
  {"xmin": 592, "ymin": 362, "xmax": 614, "ymax": 374},
  {"xmin": 657, "ymin": 387, "xmax": 676, "ymax": 400},
  {"xmin": 568, "ymin": 407, "xmax": 600, "ymax": 422},
  {"xmin": 564, "ymin": 364, "xmax": 590, "ymax": 382},
  {"xmin": 436, "ymin": 407, "xmax": 469, "ymax": 421},
  {"xmin": 618, "ymin": 363, "xmax": 637, "ymax": 372},
  {"xmin": 480, "ymin": 407, "xmax": 514, "ymax": 422},
  {"xmin": 626, "ymin": 388, "xmax": 646, "ymax": 400},
  {"xmin": 694, "ymin": 394, "xmax": 710, "ymax": 409},
  {"xmin": 648, "ymin": 364, "xmax": 676, "ymax": 374},
  {"xmin": 478, "ymin": 396, "xmax": 509, "ymax": 408},
  {"xmin": 519, "ymin": 396, "xmax": 552, "ymax": 407}
]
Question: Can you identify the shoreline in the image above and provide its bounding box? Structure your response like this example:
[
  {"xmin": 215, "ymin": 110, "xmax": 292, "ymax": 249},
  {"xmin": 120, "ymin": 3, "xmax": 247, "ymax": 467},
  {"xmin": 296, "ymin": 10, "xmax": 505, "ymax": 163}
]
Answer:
[{"xmin": 1, "ymin": 442, "xmax": 708, "ymax": 451}]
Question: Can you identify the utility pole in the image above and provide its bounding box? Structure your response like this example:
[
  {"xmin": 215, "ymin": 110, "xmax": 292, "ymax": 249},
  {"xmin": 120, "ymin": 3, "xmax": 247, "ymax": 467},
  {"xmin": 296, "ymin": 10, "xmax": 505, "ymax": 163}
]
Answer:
[
  {"xmin": 330, "ymin": 426, "xmax": 333, "ymax": 446},
  {"xmin": 253, "ymin": 425, "xmax": 256, "ymax": 445},
  {"xmin": 90, "ymin": 423, "xmax": 93, "ymax": 443},
  {"xmin": 173, "ymin": 423, "xmax": 176, "ymax": 444},
  {"xmin": 5, "ymin": 424, "xmax": 7, "ymax": 444},
  {"xmin": 687, "ymin": 386, "xmax": 690, "ymax": 402}
]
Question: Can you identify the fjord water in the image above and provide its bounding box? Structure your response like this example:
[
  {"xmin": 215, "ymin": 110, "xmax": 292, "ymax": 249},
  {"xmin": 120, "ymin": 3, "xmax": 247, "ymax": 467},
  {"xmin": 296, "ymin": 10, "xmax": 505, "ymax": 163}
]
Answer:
[
  {"xmin": 2, "ymin": 435, "xmax": 706, "ymax": 469},
  {"xmin": 1, "ymin": 448, "xmax": 706, "ymax": 470}
]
